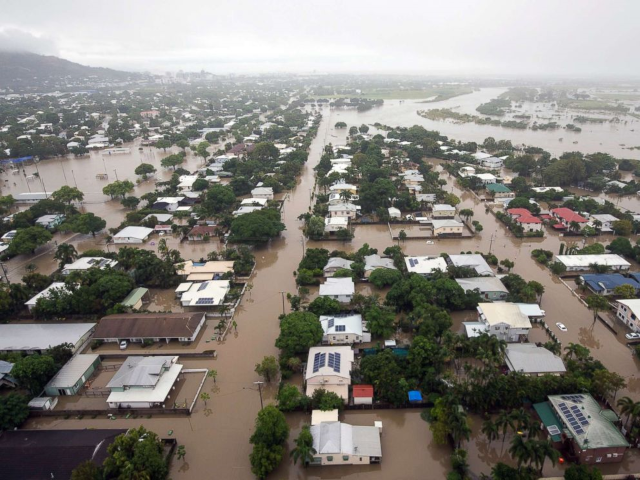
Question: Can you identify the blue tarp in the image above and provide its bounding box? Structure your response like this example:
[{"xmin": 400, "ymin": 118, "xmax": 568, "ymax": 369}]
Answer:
[
  {"xmin": 0, "ymin": 156, "xmax": 33, "ymax": 165},
  {"xmin": 408, "ymin": 391, "xmax": 423, "ymax": 402}
]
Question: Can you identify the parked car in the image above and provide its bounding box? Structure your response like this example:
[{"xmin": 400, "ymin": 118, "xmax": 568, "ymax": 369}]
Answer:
[
  {"xmin": 556, "ymin": 322, "xmax": 568, "ymax": 332},
  {"xmin": 119, "ymin": 340, "xmax": 128, "ymax": 350},
  {"xmin": 625, "ymin": 332, "xmax": 640, "ymax": 340}
]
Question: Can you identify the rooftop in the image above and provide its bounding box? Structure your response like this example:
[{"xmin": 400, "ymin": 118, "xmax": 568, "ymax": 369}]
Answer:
[
  {"xmin": 455, "ymin": 277, "xmax": 508, "ymax": 294},
  {"xmin": 113, "ymin": 226, "xmax": 153, "ymax": 239},
  {"xmin": 311, "ymin": 421, "xmax": 382, "ymax": 458},
  {"xmin": 179, "ymin": 280, "xmax": 230, "ymax": 307},
  {"xmin": 352, "ymin": 384, "xmax": 374, "ymax": 398},
  {"xmin": 551, "ymin": 207, "xmax": 588, "ymax": 223},
  {"xmin": 62, "ymin": 257, "xmax": 118, "ymax": 273},
  {"xmin": 121, "ymin": 287, "xmax": 149, "ymax": 307},
  {"xmin": 478, "ymin": 303, "xmax": 532, "ymax": 329},
  {"xmin": 486, "ymin": 183, "xmax": 511, "ymax": 193},
  {"xmin": 448, "ymin": 254, "xmax": 493, "ymax": 276},
  {"xmin": 107, "ymin": 356, "xmax": 178, "ymax": 388},
  {"xmin": 581, "ymin": 273, "xmax": 640, "ymax": 293},
  {"xmin": 505, "ymin": 344, "xmax": 566, "ymax": 374},
  {"xmin": 319, "ymin": 314, "xmax": 363, "ymax": 336},
  {"xmin": 0, "ymin": 323, "xmax": 95, "ymax": 351},
  {"xmin": 405, "ymin": 256, "xmax": 448, "ymax": 275},
  {"xmin": 25, "ymin": 282, "xmax": 69, "ymax": 307},
  {"xmin": 306, "ymin": 346, "xmax": 354, "ymax": 380},
  {"xmin": 319, "ymin": 277, "xmax": 355, "ymax": 296},
  {"xmin": 45, "ymin": 354, "xmax": 99, "ymax": 388},
  {"xmin": 93, "ymin": 313, "xmax": 205, "ymax": 340},
  {"xmin": 555, "ymin": 254, "xmax": 630, "ymax": 268}
]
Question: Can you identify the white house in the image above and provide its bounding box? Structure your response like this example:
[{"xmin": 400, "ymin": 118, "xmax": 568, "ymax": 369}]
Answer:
[
  {"xmin": 432, "ymin": 204, "xmax": 456, "ymax": 219},
  {"xmin": 616, "ymin": 299, "xmax": 640, "ymax": 332},
  {"xmin": 323, "ymin": 257, "xmax": 354, "ymax": 277},
  {"xmin": 177, "ymin": 175, "xmax": 199, "ymax": 192},
  {"xmin": 432, "ymin": 219, "xmax": 464, "ymax": 237},
  {"xmin": 387, "ymin": 207, "xmax": 401, "ymax": 219},
  {"xmin": 320, "ymin": 314, "xmax": 370, "ymax": 345},
  {"xmin": 0, "ymin": 323, "xmax": 95, "ymax": 354},
  {"xmin": 35, "ymin": 214, "xmax": 65, "ymax": 230},
  {"xmin": 106, "ymin": 356, "xmax": 182, "ymax": 409},
  {"xmin": 62, "ymin": 257, "xmax": 119, "ymax": 275},
  {"xmin": 459, "ymin": 166, "xmax": 476, "ymax": 177},
  {"xmin": 113, "ymin": 226, "xmax": 154, "ymax": 244},
  {"xmin": 152, "ymin": 197, "xmax": 184, "ymax": 212},
  {"xmin": 25, "ymin": 282, "xmax": 70, "ymax": 312},
  {"xmin": 477, "ymin": 303, "xmax": 532, "ymax": 342},
  {"xmin": 240, "ymin": 198, "xmax": 268, "ymax": 207},
  {"xmin": 233, "ymin": 205, "xmax": 264, "ymax": 216},
  {"xmin": 554, "ymin": 254, "xmax": 630, "ymax": 272},
  {"xmin": 405, "ymin": 256, "xmax": 448, "ymax": 277},
  {"xmin": 251, "ymin": 187, "xmax": 274, "ymax": 200},
  {"xmin": 305, "ymin": 346, "xmax": 355, "ymax": 401},
  {"xmin": 309, "ymin": 421, "xmax": 382, "ymax": 466},
  {"xmin": 364, "ymin": 254, "xmax": 397, "ymax": 277},
  {"xmin": 448, "ymin": 254, "xmax": 493, "ymax": 276},
  {"xmin": 319, "ymin": 277, "xmax": 355, "ymax": 303},
  {"xmin": 329, "ymin": 203, "xmax": 358, "ymax": 219},
  {"xmin": 178, "ymin": 280, "xmax": 230, "ymax": 307},
  {"xmin": 588, "ymin": 214, "xmax": 619, "ymax": 233},
  {"xmin": 473, "ymin": 173, "xmax": 497, "ymax": 185},
  {"xmin": 324, "ymin": 217, "xmax": 349, "ymax": 233}
]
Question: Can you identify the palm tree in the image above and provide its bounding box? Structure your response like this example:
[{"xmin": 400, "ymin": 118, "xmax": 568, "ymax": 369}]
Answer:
[
  {"xmin": 536, "ymin": 439, "xmax": 560, "ymax": 476},
  {"xmin": 53, "ymin": 243, "xmax": 78, "ymax": 269},
  {"xmin": 449, "ymin": 410, "xmax": 471, "ymax": 449},
  {"xmin": 617, "ymin": 396, "xmax": 636, "ymax": 429},
  {"xmin": 496, "ymin": 410, "xmax": 515, "ymax": 446},
  {"xmin": 199, "ymin": 392, "xmax": 210, "ymax": 406},
  {"xmin": 290, "ymin": 425, "xmax": 316, "ymax": 467},
  {"xmin": 481, "ymin": 418, "xmax": 500, "ymax": 446},
  {"xmin": 509, "ymin": 435, "xmax": 534, "ymax": 471},
  {"xmin": 509, "ymin": 408, "xmax": 531, "ymax": 434}
]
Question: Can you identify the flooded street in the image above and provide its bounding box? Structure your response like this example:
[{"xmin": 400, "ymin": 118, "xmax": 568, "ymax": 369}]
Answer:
[{"xmin": 20, "ymin": 101, "xmax": 640, "ymax": 479}]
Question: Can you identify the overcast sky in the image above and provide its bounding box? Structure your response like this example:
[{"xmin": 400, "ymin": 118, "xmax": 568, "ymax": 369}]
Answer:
[{"xmin": 0, "ymin": 0, "xmax": 638, "ymax": 77}]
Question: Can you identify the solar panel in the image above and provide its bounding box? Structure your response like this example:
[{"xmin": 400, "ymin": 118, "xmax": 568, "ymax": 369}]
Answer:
[
  {"xmin": 580, "ymin": 420, "xmax": 589, "ymax": 426},
  {"xmin": 333, "ymin": 352, "xmax": 341, "ymax": 372},
  {"xmin": 328, "ymin": 318, "xmax": 334, "ymax": 329},
  {"xmin": 327, "ymin": 353, "xmax": 335, "ymax": 369},
  {"xmin": 547, "ymin": 425, "xmax": 561, "ymax": 436},
  {"xmin": 575, "ymin": 427, "xmax": 585, "ymax": 435},
  {"xmin": 335, "ymin": 325, "xmax": 346, "ymax": 332},
  {"xmin": 198, "ymin": 282, "xmax": 209, "ymax": 291},
  {"xmin": 558, "ymin": 402, "xmax": 567, "ymax": 408},
  {"xmin": 313, "ymin": 352, "xmax": 321, "ymax": 373},
  {"xmin": 195, "ymin": 297, "xmax": 215, "ymax": 305},
  {"xmin": 320, "ymin": 353, "xmax": 326, "ymax": 369}
]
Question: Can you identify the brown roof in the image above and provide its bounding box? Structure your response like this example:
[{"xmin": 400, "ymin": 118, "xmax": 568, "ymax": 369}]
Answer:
[
  {"xmin": 188, "ymin": 225, "xmax": 216, "ymax": 236},
  {"xmin": 93, "ymin": 313, "xmax": 205, "ymax": 340}
]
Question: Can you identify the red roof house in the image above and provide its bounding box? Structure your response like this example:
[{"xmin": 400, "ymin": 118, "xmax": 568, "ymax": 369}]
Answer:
[
  {"xmin": 551, "ymin": 208, "xmax": 588, "ymax": 225},
  {"xmin": 352, "ymin": 384, "xmax": 374, "ymax": 405},
  {"xmin": 507, "ymin": 208, "xmax": 542, "ymax": 224}
]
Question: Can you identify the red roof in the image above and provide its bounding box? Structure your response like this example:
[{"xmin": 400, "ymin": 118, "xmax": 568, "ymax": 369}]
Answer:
[
  {"xmin": 188, "ymin": 225, "xmax": 216, "ymax": 236},
  {"xmin": 352, "ymin": 385, "xmax": 374, "ymax": 398},
  {"xmin": 552, "ymin": 223, "xmax": 567, "ymax": 229},
  {"xmin": 540, "ymin": 214, "xmax": 554, "ymax": 220},
  {"xmin": 507, "ymin": 208, "xmax": 542, "ymax": 224},
  {"xmin": 551, "ymin": 207, "xmax": 587, "ymax": 223}
]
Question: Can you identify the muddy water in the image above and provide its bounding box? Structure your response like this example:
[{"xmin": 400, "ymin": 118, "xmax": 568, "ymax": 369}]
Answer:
[{"xmin": 20, "ymin": 103, "xmax": 640, "ymax": 478}]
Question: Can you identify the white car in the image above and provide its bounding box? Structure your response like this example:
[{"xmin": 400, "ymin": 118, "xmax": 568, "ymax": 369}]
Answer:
[
  {"xmin": 626, "ymin": 333, "xmax": 640, "ymax": 340},
  {"xmin": 556, "ymin": 322, "xmax": 568, "ymax": 332},
  {"xmin": 119, "ymin": 340, "xmax": 128, "ymax": 350}
]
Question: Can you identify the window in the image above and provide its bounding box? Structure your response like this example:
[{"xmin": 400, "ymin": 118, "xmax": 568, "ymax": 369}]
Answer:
[
  {"xmin": 343, "ymin": 456, "xmax": 349, "ymax": 461},
  {"xmin": 327, "ymin": 456, "xmax": 333, "ymax": 462}
]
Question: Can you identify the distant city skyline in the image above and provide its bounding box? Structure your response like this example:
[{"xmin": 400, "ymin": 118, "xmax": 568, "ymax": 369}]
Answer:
[{"xmin": 1, "ymin": 0, "xmax": 639, "ymax": 78}]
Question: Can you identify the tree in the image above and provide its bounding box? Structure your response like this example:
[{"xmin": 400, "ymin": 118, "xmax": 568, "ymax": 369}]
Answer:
[
  {"xmin": 398, "ymin": 229, "xmax": 407, "ymax": 243},
  {"xmin": 177, "ymin": 445, "xmax": 186, "ymax": 460},
  {"xmin": 607, "ymin": 237, "xmax": 633, "ymax": 257},
  {"xmin": 250, "ymin": 404, "xmax": 289, "ymax": 447},
  {"xmin": 365, "ymin": 305, "xmax": 396, "ymax": 338},
  {"xmin": 8, "ymin": 226, "xmax": 52, "ymax": 255},
  {"xmin": 307, "ymin": 296, "xmax": 341, "ymax": 316},
  {"xmin": 550, "ymin": 261, "xmax": 567, "ymax": 275},
  {"xmin": 290, "ymin": 425, "xmax": 316, "ymax": 467},
  {"xmin": 459, "ymin": 208, "xmax": 474, "ymax": 221},
  {"xmin": 196, "ymin": 141, "xmax": 211, "ymax": 164},
  {"xmin": 586, "ymin": 294, "xmax": 609, "ymax": 323},
  {"xmin": 229, "ymin": 209, "xmax": 285, "ymax": 244},
  {"xmin": 349, "ymin": 126, "xmax": 358, "ymax": 136},
  {"xmin": 61, "ymin": 213, "xmax": 106, "ymax": 237},
  {"xmin": 102, "ymin": 180, "xmax": 134, "ymax": 198},
  {"xmin": 12, "ymin": 354, "xmax": 57, "ymax": 394},
  {"xmin": 54, "ymin": 243, "xmax": 78, "ymax": 269},
  {"xmin": 200, "ymin": 391, "xmax": 210, "ymax": 406},
  {"xmin": 255, "ymin": 355, "xmax": 279, "ymax": 382},
  {"xmin": 592, "ymin": 369, "xmax": 626, "ymax": 402},
  {"xmin": 277, "ymin": 384, "xmax": 303, "ymax": 411},
  {"xmin": 612, "ymin": 219, "xmax": 633, "ymax": 236},
  {"xmin": 121, "ymin": 196, "xmax": 140, "ymax": 210},
  {"xmin": 192, "ymin": 178, "xmax": 209, "ymax": 191},
  {"xmin": 47, "ymin": 343, "xmax": 74, "ymax": 368},
  {"xmin": 614, "ymin": 283, "xmax": 637, "ymax": 299},
  {"xmin": 202, "ymin": 184, "xmax": 236, "ymax": 214},
  {"xmin": 299, "ymin": 248, "xmax": 329, "ymax": 271},
  {"xmin": 70, "ymin": 460, "xmax": 101, "ymax": 480},
  {"xmin": 359, "ymin": 124, "xmax": 369, "ymax": 134},
  {"xmin": 311, "ymin": 388, "xmax": 343, "ymax": 411},
  {"xmin": 52, "ymin": 186, "xmax": 84, "ymax": 204},
  {"xmin": 102, "ymin": 427, "xmax": 168, "ymax": 480},
  {"xmin": 275, "ymin": 311, "xmax": 323, "ymax": 356},
  {"xmin": 134, "ymin": 163, "xmax": 156, "ymax": 179},
  {"xmin": 160, "ymin": 153, "xmax": 184, "ymax": 170},
  {"xmin": 155, "ymin": 138, "xmax": 171, "ymax": 151},
  {"xmin": 305, "ymin": 216, "xmax": 325, "ymax": 240},
  {"xmin": 481, "ymin": 418, "xmax": 500, "ymax": 446},
  {"xmin": 369, "ymin": 268, "xmax": 402, "ymax": 288},
  {"xmin": 500, "ymin": 259, "xmax": 515, "ymax": 272},
  {"xmin": 0, "ymin": 393, "xmax": 29, "ymax": 430},
  {"xmin": 250, "ymin": 442, "xmax": 284, "ymax": 479},
  {"xmin": 564, "ymin": 464, "xmax": 603, "ymax": 480},
  {"xmin": 334, "ymin": 122, "xmax": 347, "ymax": 129},
  {"xmin": 509, "ymin": 435, "xmax": 534, "ymax": 471}
]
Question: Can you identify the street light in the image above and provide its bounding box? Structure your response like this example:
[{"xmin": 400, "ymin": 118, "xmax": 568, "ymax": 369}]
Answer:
[{"xmin": 253, "ymin": 381, "xmax": 264, "ymax": 410}]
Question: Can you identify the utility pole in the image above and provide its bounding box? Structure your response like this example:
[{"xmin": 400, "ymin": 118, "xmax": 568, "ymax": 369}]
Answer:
[
  {"xmin": 114, "ymin": 169, "xmax": 119, "ymax": 181},
  {"xmin": 0, "ymin": 263, "xmax": 10, "ymax": 284},
  {"xmin": 488, "ymin": 232, "xmax": 496, "ymax": 254},
  {"xmin": 279, "ymin": 291, "xmax": 286, "ymax": 316},
  {"xmin": 301, "ymin": 235, "xmax": 306, "ymax": 259},
  {"xmin": 71, "ymin": 170, "xmax": 78, "ymax": 189},
  {"xmin": 253, "ymin": 381, "xmax": 264, "ymax": 410}
]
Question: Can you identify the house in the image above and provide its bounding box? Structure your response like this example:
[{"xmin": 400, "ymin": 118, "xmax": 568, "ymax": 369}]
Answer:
[
  {"xmin": 62, "ymin": 257, "xmax": 119, "ymax": 275},
  {"xmin": 309, "ymin": 421, "xmax": 381, "ymax": 466},
  {"xmin": 25, "ymin": 282, "xmax": 70, "ymax": 311},
  {"xmin": 142, "ymin": 213, "xmax": 173, "ymax": 224},
  {"xmin": 473, "ymin": 173, "xmax": 497, "ymax": 185},
  {"xmin": 325, "ymin": 217, "xmax": 349, "ymax": 233},
  {"xmin": 312, "ymin": 409, "xmax": 339, "ymax": 425},
  {"xmin": 251, "ymin": 187, "xmax": 274, "ymax": 200},
  {"xmin": 175, "ymin": 260, "xmax": 234, "ymax": 281},
  {"xmin": 0, "ymin": 323, "xmax": 95, "ymax": 354},
  {"xmin": 456, "ymin": 277, "xmax": 509, "ymax": 301},
  {"xmin": 616, "ymin": 299, "xmax": 640, "ymax": 332},
  {"xmin": 187, "ymin": 225, "xmax": 216, "ymax": 241},
  {"xmin": 319, "ymin": 277, "xmax": 355, "ymax": 303},
  {"xmin": 0, "ymin": 361, "xmax": 17, "ymax": 388},
  {"xmin": 505, "ymin": 344, "xmax": 566, "ymax": 376},
  {"xmin": 35, "ymin": 214, "xmax": 65, "ymax": 230},
  {"xmin": 106, "ymin": 356, "xmax": 182, "ymax": 409},
  {"xmin": 329, "ymin": 183, "xmax": 358, "ymax": 194},
  {"xmin": 486, "ymin": 183, "xmax": 514, "ymax": 199},
  {"xmin": 534, "ymin": 394, "xmax": 628, "ymax": 464},
  {"xmin": 113, "ymin": 226, "xmax": 153, "ymax": 244},
  {"xmin": 240, "ymin": 197, "xmax": 268, "ymax": 207},
  {"xmin": 329, "ymin": 203, "xmax": 358, "ymax": 219},
  {"xmin": 432, "ymin": 204, "xmax": 456, "ymax": 218},
  {"xmin": 93, "ymin": 312, "xmax": 206, "ymax": 344},
  {"xmin": 405, "ymin": 256, "xmax": 448, "ymax": 277},
  {"xmin": 580, "ymin": 274, "xmax": 640, "ymax": 296},
  {"xmin": 44, "ymin": 354, "xmax": 101, "ymax": 396},
  {"xmin": 15, "ymin": 192, "xmax": 52, "ymax": 203},
  {"xmin": 352, "ymin": 385, "xmax": 374, "ymax": 405},
  {"xmin": 28, "ymin": 396, "xmax": 58, "ymax": 410},
  {"xmin": 477, "ymin": 303, "xmax": 532, "ymax": 342},
  {"xmin": 121, "ymin": 287, "xmax": 150, "ymax": 310},
  {"xmin": 177, "ymin": 175, "xmax": 199, "ymax": 192},
  {"xmin": 320, "ymin": 314, "xmax": 370, "ymax": 345},
  {"xmin": 0, "ymin": 429, "xmax": 127, "ymax": 480},
  {"xmin": 364, "ymin": 254, "xmax": 397, "ymax": 278},
  {"xmin": 589, "ymin": 214, "xmax": 619, "ymax": 233},
  {"xmin": 447, "ymin": 254, "xmax": 494, "ymax": 276},
  {"xmin": 151, "ymin": 197, "xmax": 185, "ymax": 212},
  {"xmin": 555, "ymin": 254, "xmax": 630, "ymax": 272},
  {"xmin": 387, "ymin": 207, "xmax": 401, "ymax": 219},
  {"xmin": 550, "ymin": 208, "xmax": 588, "ymax": 230},
  {"xmin": 459, "ymin": 166, "xmax": 475, "ymax": 177},
  {"xmin": 305, "ymin": 346, "xmax": 355, "ymax": 401},
  {"xmin": 507, "ymin": 208, "xmax": 544, "ymax": 233},
  {"xmin": 516, "ymin": 303, "xmax": 546, "ymax": 319},
  {"xmin": 1, "ymin": 230, "xmax": 17, "ymax": 242},
  {"xmin": 432, "ymin": 219, "xmax": 464, "ymax": 237},
  {"xmin": 481, "ymin": 156, "xmax": 504, "ymax": 169},
  {"xmin": 233, "ymin": 205, "xmax": 264, "ymax": 216},
  {"xmin": 323, "ymin": 257, "xmax": 353, "ymax": 277},
  {"xmin": 178, "ymin": 280, "xmax": 230, "ymax": 307}
]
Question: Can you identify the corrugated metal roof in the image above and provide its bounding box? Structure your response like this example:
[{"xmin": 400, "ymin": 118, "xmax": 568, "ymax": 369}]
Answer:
[{"xmin": 45, "ymin": 354, "xmax": 99, "ymax": 388}]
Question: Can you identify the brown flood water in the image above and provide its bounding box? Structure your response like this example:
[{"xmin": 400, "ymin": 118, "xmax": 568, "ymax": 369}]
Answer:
[{"xmin": 21, "ymin": 104, "xmax": 640, "ymax": 478}]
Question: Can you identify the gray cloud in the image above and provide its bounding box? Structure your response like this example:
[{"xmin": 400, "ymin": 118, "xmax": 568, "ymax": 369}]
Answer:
[{"xmin": 0, "ymin": 27, "xmax": 59, "ymax": 56}]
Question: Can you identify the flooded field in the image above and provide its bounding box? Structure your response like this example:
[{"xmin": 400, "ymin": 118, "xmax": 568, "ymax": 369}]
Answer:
[{"xmin": 20, "ymin": 102, "xmax": 640, "ymax": 478}]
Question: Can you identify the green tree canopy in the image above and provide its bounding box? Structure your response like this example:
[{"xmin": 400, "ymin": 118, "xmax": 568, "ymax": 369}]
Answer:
[
  {"xmin": 12, "ymin": 354, "xmax": 57, "ymax": 394},
  {"xmin": 229, "ymin": 209, "xmax": 285, "ymax": 244},
  {"xmin": 0, "ymin": 393, "xmax": 29, "ymax": 431},
  {"xmin": 102, "ymin": 180, "xmax": 134, "ymax": 199},
  {"xmin": 275, "ymin": 311, "xmax": 323, "ymax": 356},
  {"xmin": 8, "ymin": 226, "xmax": 52, "ymax": 255},
  {"xmin": 52, "ymin": 186, "xmax": 84, "ymax": 204},
  {"xmin": 60, "ymin": 213, "xmax": 106, "ymax": 237},
  {"xmin": 102, "ymin": 426, "xmax": 168, "ymax": 480}
]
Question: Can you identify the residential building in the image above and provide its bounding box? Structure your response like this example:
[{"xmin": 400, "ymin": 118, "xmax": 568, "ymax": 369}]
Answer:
[
  {"xmin": 448, "ymin": 254, "xmax": 493, "ymax": 276},
  {"xmin": 233, "ymin": 205, "xmax": 264, "ymax": 216},
  {"xmin": 329, "ymin": 183, "xmax": 358, "ymax": 194},
  {"xmin": 329, "ymin": 203, "xmax": 358, "ymax": 219},
  {"xmin": 25, "ymin": 282, "xmax": 70, "ymax": 311},
  {"xmin": 121, "ymin": 287, "xmax": 149, "ymax": 310},
  {"xmin": 0, "ymin": 361, "xmax": 17, "ymax": 388},
  {"xmin": 616, "ymin": 299, "xmax": 640, "ymax": 332},
  {"xmin": 325, "ymin": 217, "xmax": 349, "ymax": 233},
  {"xmin": 0, "ymin": 429, "xmax": 127, "ymax": 480},
  {"xmin": 319, "ymin": 277, "xmax": 355, "ymax": 303},
  {"xmin": 113, "ymin": 226, "xmax": 153, "ymax": 244},
  {"xmin": 589, "ymin": 214, "xmax": 619, "ymax": 233},
  {"xmin": 15, "ymin": 192, "xmax": 52, "ymax": 203},
  {"xmin": 177, "ymin": 175, "xmax": 198, "ymax": 192},
  {"xmin": 456, "ymin": 277, "xmax": 509, "ymax": 301},
  {"xmin": 323, "ymin": 257, "xmax": 353, "ymax": 277},
  {"xmin": 251, "ymin": 187, "xmax": 274, "ymax": 200},
  {"xmin": 459, "ymin": 166, "xmax": 476, "ymax": 177},
  {"xmin": 554, "ymin": 254, "xmax": 630, "ymax": 272},
  {"xmin": 534, "ymin": 394, "xmax": 628, "ymax": 464},
  {"xmin": 473, "ymin": 173, "xmax": 497, "ymax": 185},
  {"xmin": 35, "ymin": 214, "xmax": 65, "ymax": 230},
  {"xmin": 364, "ymin": 254, "xmax": 397, "ymax": 278},
  {"xmin": 387, "ymin": 207, "xmax": 401, "ymax": 219},
  {"xmin": 93, "ymin": 312, "xmax": 206, "ymax": 344},
  {"xmin": 62, "ymin": 257, "xmax": 119, "ymax": 275},
  {"xmin": 305, "ymin": 346, "xmax": 355, "ymax": 401},
  {"xmin": 175, "ymin": 260, "xmax": 234, "ymax": 281},
  {"xmin": 151, "ymin": 197, "xmax": 185, "ymax": 212},
  {"xmin": 405, "ymin": 256, "xmax": 448, "ymax": 277},
  {"xmin": 477, "ymin": 303, "xmax": 532, "ymax": 342},
  {"xmin": 187, "ymin": 225, "xmax": 216, "ymax": 241},
  {"xmin": 431, "ymin": 204, "xmax": 456, "ymax": 218},
  {"xmin": 240, "ymin": 197, "xmax": 268, "ymax": 207},
  {"xmin": 486, "ymin": 183, "xmax": 514, "ymax": 199},
  {"xmin": 44, "ymin": 354, "xmax": 101, "ymax": 396},
  {"xmin": 142, "ymin": 213, "xmax": 173, "ymax": 224},
  {"xmin": 550, "ymin": 208, "xmax": 588, "ymax": 230},
  {"xmin": 432, "ymin": 219, "xmax": 464, "ymax": 237},
  {"xmin": 178, "ymin": 280, "xmax": 230, "ymax": 307},
  {"xmin": 312, "ymin": 409, "xmax": 339, "ymax": 425},
  {"xmin": 505, "ymin": 344, "xmax": 566, "ymax": 376},
  {"xmin": 106, "ymin": 356, "xmax": 182, "ymax": 409},
  {"xmin": 516, "ymin": 303, "xmax": 546, "ymax": 319},
  {"xmin": 320, "ymin": 314, "xmax": 370, "ymax": 345},
  {"xmin": 580, "ymin": 274, "xmax": 640, "ymax": 296},
  {"xmin": 352, "ymin": 385, "xmax": 374, "ymax": 405},
  {"xmin": 0, "ymin": 323, "xmax": 95, "ymax": 354},
  {"xmin": 507, "ymin": 208, "xmax": 544, "ymax": 233},
  {"xmin": 309, "ymin": 421, "xmax": 382, "ymax": 466}
]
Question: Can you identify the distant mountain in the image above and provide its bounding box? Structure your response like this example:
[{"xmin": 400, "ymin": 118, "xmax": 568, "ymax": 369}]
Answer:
[{"xmin": 0, "ymin": 51, "xmax": 145, "ymax": 91}]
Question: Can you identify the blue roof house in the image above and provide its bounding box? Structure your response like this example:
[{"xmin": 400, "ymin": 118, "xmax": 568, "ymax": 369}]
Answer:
[{"xmin": 579, "ymin": 274, "xmax": 640, "ymax": 296}]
